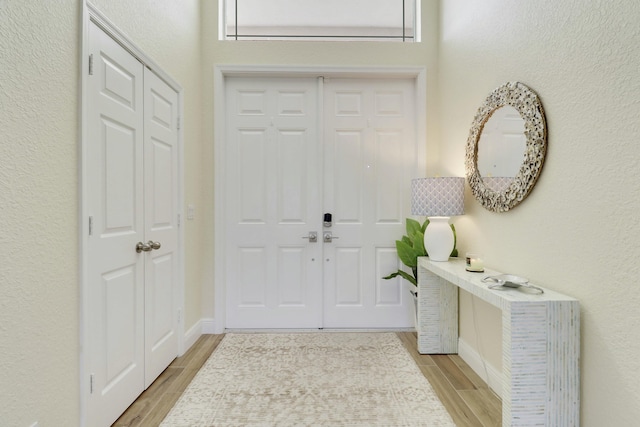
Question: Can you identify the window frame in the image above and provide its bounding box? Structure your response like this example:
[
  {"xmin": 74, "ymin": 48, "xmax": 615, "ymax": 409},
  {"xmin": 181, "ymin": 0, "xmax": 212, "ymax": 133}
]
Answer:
[{"xmin": 219, "ymin": 0, "xmax": 420, "ymax": 42}]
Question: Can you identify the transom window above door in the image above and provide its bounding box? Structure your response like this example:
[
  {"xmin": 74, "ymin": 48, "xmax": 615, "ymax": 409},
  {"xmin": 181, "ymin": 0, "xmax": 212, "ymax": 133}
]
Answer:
[{"xmin": 220, "ymin": 0, "xmax": 419, "ymax": 42}]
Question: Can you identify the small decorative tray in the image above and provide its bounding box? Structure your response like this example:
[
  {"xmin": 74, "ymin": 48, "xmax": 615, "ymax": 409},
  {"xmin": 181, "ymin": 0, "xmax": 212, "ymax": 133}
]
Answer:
[{"xmin": 481, "ymin": 274, "xmax": 544, "ymax": 294}]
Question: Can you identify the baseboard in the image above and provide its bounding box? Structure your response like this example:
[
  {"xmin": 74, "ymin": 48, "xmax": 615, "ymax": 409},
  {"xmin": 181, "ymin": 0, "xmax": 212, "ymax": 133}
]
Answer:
[
  {"xmin": 183, "ymin": 318, "xmax": 217, "ymax": 355},
  {"xmin": 183, "ymin": 320, "xmax": 202, "ymax": 353},
  {"xmin": 201, "ymin": 318, "xmax": 217, "ymax": 334},
  {"xmin": 457, "ymin": 337, "xmax": 503, "ymax": 398}
]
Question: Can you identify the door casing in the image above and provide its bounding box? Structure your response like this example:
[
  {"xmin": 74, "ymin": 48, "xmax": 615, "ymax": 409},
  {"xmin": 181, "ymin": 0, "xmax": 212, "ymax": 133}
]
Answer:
[
  {"xmin": 213, "ymin": 65, "xmax": 427, "ymax": 333},
  {"xmin": 79, "ymin": 3, "xmax": 185, "ymax": 426}
]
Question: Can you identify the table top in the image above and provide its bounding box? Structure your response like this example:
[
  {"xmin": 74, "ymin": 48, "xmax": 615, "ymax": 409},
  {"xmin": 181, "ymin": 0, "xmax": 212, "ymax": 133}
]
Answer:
[{"xmin": 418, "ymin": 257, "xmax": 578, "ymax": 309}]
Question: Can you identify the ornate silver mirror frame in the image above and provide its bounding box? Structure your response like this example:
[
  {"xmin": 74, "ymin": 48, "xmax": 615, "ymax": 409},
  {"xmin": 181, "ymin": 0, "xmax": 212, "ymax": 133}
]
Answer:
[{"xmin": 465, "ymin": 81, "xmax": 547, "ymax": 212}]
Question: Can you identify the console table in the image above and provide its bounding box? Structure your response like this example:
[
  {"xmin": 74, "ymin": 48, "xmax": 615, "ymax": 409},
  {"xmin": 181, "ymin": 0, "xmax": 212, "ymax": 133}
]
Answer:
[{"xmin": 417, "ymin": 257, "xmax": 580, "ymax": 426}]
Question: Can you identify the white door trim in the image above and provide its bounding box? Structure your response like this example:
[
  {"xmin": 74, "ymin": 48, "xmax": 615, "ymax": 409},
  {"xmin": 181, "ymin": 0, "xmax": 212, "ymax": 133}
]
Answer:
[
  {"xmin": 213, "ymin": 65, "xmax": 427, "ymax": 333},
  {"xmin": 79, "ymin": 3, "xmax": 185, "ymax": 426}
]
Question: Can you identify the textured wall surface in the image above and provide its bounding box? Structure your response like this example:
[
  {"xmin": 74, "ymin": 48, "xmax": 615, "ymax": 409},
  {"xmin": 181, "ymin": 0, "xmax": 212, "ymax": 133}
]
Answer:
[
  {"xmin": 0, "ymin": 0, "xmax": 202, "ymax": 425},
  {"xmin": 438, "ymin": 1, "xmax": 640, "ymax": 425},
  {"xmin": 0, "ymin": 1, "xmax": 80, "ymax": 426}
]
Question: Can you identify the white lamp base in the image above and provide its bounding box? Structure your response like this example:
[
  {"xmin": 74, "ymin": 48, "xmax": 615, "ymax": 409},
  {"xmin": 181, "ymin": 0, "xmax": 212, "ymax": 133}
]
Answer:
[{"xmin": 424, "ymin": 217, "xmax": 454, "ymax": 262}]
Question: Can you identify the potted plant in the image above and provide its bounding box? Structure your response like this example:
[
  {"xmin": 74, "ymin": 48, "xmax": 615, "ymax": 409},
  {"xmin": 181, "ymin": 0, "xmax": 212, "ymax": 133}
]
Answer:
[
  {"xmin": 383, "ymin": 218, "xmax": 458, "ymax": 331},
  {"xmin": 383, "ymin": 217, "xmax": 458, "ymax": 299}
]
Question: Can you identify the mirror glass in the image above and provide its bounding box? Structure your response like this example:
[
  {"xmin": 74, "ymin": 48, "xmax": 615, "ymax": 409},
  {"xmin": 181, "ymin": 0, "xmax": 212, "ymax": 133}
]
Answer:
[
  {"xmin": 465, "ymin": 82, "xmax": 547, "ymax": 212},
  {"xmin": 477, "ymin": 105, "xmax": 526, "ymax": 193}
]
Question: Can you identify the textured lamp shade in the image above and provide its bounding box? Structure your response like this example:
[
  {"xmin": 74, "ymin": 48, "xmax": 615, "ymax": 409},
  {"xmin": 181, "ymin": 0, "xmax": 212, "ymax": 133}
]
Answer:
[
  {"xmin": 411, "ymin": 177, "xmax": 465, "ymax": 216},
  {"xmin": 411, "ymin": 177, "xmax": 465, "ymax": 262}
]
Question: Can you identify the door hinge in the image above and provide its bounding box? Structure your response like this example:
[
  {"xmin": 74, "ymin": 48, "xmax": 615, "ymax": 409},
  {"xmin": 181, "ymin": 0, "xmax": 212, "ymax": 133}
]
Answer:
[
  {"xmin": 88, "ymin": 216, "xmax": 93, "ymax": 236},
  {"xmin": 177, "ymin": 116, "xmax": 181, "ymax": 131},
  {"xmin": 88, "ymin": 54, "xmax": 94, "ymax": 75},
  {"xmin": 90, "ymin": 374, "xmax": 95, "ymax": 394},
  {"xmin": 177, "ymin": 213, "xmax": 181, "ymax": 228}
]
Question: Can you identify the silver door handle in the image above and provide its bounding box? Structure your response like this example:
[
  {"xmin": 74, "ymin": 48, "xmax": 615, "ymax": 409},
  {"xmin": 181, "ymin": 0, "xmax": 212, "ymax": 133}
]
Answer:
[
  {"xmin": 302, "ymin": 231, "xmax": 318, "ymax": 243},
  {"xmin": 148, "ymin": 240, "xmax": 161, "ymax": 250},
  {"xmin": 136, "ymin": 242, "xmax": 152, "ymax": 253},
  {"xmin": 323, "ymin": 232, "xmax": 339, "ymax": 243}
]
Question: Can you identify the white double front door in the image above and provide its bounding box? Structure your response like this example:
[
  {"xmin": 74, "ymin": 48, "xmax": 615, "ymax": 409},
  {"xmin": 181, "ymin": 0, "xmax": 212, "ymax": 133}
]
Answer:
[
  {"xmin": 85, "ymin": 21, "xmax": 180, "ymax": 427},
  {"xmin": 224, "ymin": 75, "xmax": 421, "ymax": 329}
]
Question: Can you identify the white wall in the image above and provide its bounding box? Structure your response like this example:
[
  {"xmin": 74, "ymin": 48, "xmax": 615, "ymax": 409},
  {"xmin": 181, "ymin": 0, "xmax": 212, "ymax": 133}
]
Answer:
[
  {"xmin": 0, "ymin": 2, "xmax": 80, "ymax": 425},
  {"xmin": 438, "ymin": 1, "xmax": 640, "ymax": 425},
  {"xmin": 0, "ymin": 1, "xmax": 202, "ymax": 425}
]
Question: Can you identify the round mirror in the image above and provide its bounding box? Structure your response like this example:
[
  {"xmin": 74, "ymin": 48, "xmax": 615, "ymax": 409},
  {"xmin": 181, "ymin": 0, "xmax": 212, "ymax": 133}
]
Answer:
[{"xmin": 465, "ymin": 82, "xmax": 547, "ymax": 212}]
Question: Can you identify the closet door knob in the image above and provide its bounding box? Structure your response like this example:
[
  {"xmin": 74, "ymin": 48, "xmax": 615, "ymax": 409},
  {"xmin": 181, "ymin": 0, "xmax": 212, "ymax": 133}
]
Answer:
[
  {"xmin": 148, "ymin": 241, "xmax": 162, "ymax": 250},
  {"xmin": 136, "ymin": 242, "xmax": 152, "ymax": 253}
]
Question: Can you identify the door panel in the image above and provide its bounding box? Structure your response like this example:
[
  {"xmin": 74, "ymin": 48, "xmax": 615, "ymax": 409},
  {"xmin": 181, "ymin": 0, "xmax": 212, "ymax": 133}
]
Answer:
[
  {"xmin": 376, "ymin": 248, "xmax": 404, "ymax": 305},
  {"xmin": 334, "ymin": 248, "xmax": 362, "ymax": 305},
  {"xmin": 225, "ymin": 77, "xmax": 322, "ymax": 328},
  {"xmin": 102, "ymin": 119, "xmax": 137, "ymax": 231},
  {"xmin": 238, "ymin": 247, "xmax": 268, "ymax": 306},
  {"xmin": 103, "ymin": 265, "xmax": 138, "ymax": 385},
  {"xmin": 278, "ymin": 247, "xmax": 307, "ymax": 304},
  {"xmin": 278, "ymin": 130, "xmax": 309, "ymax": 222},
  {"xmin": 87, "ymin": 20, "xmax": 145, "ymax": 427},
  {"xmin": 375, "ymin": 130, "xmax": 406, "ymax": 222},
  {"xmin": 143, "ymin": 68, "xmax": 179, "ymax": 387},
  {"xmin": 323, "ymin": 78, "xmax": 415, "ymax": 328},
  {"xmin": 238, "ymin": 129, "xmax": 268, "ymax": 222},
  {"xmin": 333, "ymin": 130, "xmax": 365, "ymax": 221}
]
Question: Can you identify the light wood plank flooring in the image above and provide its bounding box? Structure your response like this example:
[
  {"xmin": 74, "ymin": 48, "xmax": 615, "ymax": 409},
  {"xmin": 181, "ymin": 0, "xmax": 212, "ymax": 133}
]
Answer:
[{"xmin": 113, "ymin": 332, "xmax": 501, "ymax": 427}]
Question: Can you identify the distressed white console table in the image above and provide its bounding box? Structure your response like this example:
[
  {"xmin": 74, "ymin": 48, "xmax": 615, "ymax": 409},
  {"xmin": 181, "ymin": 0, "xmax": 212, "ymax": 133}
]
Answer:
[{"xmin": 417, "ymin": 257, "xmax": 580, "ymax": 426}]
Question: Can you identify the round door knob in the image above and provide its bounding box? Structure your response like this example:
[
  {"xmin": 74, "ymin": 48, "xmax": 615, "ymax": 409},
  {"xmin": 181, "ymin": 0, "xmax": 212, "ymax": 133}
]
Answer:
[
  {"xmin": 136, "ymin": 242, "xmax": 152, "ymax": 253},
  {"xmin": 148, "ymin": 240, "xmax": 161, "ymax": 250}
]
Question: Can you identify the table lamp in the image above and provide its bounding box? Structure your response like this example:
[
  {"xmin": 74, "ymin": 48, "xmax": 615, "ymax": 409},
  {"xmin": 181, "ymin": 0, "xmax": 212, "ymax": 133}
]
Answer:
[{"xmin": 411, "ymin": 177, "xmax": 465, "ymax": 262}]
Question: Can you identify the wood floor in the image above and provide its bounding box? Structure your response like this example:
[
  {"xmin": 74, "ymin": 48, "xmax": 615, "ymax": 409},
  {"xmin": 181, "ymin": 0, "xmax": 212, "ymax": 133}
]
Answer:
[{"xmin": 113, "ymin": 332, "xmax": 501, "ymax": 427}]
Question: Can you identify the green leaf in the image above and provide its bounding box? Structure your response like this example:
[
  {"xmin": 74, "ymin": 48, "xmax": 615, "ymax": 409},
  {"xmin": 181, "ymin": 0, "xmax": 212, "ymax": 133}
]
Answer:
[
  {"xmin": 382, "ymin": 270, "xmax": 417, "ymax": 286},
  {"xmin": 396, "ymin": 270, "xmax": 417, "ymax": 286},
  {"xmin": 396, "ymin": 239, "xmax": 419, "ymax": 267},
  {"xmin": 406, "ymin": 218, "xmax": 421, "ymax": 239},
  {"xmin": 420, "ymin": 218, "xmax": 430, "ymax": 233},
  {"xmin": 401, "ymin": 235, "xmax": 412, "ymax": 246}
]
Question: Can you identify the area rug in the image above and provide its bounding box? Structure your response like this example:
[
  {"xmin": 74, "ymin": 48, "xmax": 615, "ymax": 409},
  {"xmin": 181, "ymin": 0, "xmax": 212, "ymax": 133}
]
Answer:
[{"xmin": 160, "ymin": 333, "xmax": 456, "ymax": 426}]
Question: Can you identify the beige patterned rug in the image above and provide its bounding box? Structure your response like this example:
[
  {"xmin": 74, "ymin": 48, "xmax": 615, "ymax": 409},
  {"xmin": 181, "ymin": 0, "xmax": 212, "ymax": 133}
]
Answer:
[{"xmin": 161, "ymin": 333, "xmax": 456, "ymax": 426}]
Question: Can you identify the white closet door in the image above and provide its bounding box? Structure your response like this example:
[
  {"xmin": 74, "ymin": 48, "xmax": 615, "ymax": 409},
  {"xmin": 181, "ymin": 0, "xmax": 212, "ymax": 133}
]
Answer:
[
  {"xmin": 86, "ymin": 21, "xmax": 145, "ymax": 427},
  {"xmin": 224, "ymin": 77, "xmax": 323, "ymax": 328},
  {"xmin": 322, "ymin": 78, "xmax": 415, "ymax": 328},
  {"xmin": 143, "ymin": 68, "xmax": 179, "ymax": 387},
  {"xmin": 86, "ymin": 22, "xmax": 180, "ymax": 427}
]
